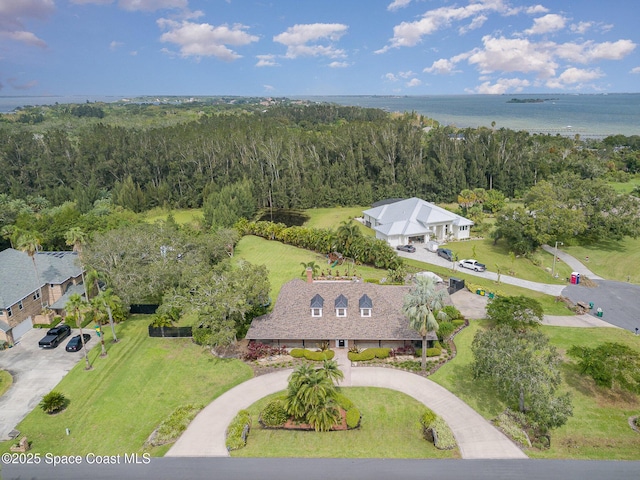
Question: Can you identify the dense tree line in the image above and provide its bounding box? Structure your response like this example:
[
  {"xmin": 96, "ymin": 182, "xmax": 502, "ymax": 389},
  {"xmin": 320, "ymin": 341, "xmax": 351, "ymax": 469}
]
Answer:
[{"xmin": 3, "ymin": 102, "xmax": 637, "ymax": 216}]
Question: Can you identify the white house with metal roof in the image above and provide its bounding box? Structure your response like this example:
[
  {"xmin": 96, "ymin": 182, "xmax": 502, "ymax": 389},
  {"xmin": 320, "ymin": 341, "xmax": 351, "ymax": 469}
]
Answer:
[
  {"xmin": 362, "ymin": 197, "xmax": 473, "ymax": 247},
  {"xmin": 0, "ymin": 248, "xmax": 84, "ymax": 345}
]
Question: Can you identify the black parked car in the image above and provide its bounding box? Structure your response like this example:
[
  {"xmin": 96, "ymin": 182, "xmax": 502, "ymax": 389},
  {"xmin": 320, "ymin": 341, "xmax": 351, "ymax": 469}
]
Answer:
[
  {"xmin": 437, "ymin": 248, "xmax": 454, "ymax": 261},
  {"xmin": 38, "ymin": 324, "xmax": 72, "ymax": 349},
  {"xmin": 396, "ymin": 245, "xmax": 416, "ymax": 253},
  {"xmin": 65, "ymin": 334, "xmax": 91, "ymax": 352}
]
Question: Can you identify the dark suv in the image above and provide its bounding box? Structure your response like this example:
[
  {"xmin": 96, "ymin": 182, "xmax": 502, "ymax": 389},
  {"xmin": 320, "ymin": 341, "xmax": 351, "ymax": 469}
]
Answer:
[{"xmin": 437, "ymin": 248, "xmax": 454, "ymax": 261}]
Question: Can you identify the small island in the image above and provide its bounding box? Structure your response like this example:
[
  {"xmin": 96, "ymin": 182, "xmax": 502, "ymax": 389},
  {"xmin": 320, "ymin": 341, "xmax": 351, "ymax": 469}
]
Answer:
[{"xmin": 507, "ymin": 98, "xmax": 557, "ymax": 103}]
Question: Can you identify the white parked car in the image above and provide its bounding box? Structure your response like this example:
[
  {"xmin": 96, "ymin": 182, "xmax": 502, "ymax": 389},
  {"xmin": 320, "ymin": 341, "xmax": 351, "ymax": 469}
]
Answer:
[{"xmin": 459, "ymin": 259, "xmax": 486, "ymax": 272}]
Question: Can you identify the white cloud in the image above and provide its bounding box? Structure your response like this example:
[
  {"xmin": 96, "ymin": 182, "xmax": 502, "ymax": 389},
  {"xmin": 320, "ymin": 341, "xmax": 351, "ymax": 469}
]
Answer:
[
  {"xmin": 273, "ymin": 23, "xmax": 348, "ymax": 59},
  {"xmin": 256, "ymin": 54, "xmax": 279, "ymax": 67},
  {"xmin": 406, "ymin": 78, "xmax": 422, "ymax": 87},
  {"xmin": 467, "ymin": 35, "xmax": 558, "ymax": 78},
  {"xmin": 110, "ymin": 40, "xmax": 123, "ymax": 51},
  {"xmin": 328, "ymin": 61, "xmax": 349, "ymax": 68},
  {"xmin": 555, "ymin": 39, "xmax": 636, "ymax": 63},
  {"xmin": 524, "ymin": 13, "xmax": 567, "ymax": 35},
  {"xmin": 473, "ymin": 77, "xmax": 530, "ymax": 94},
  {"xmin": 546, "ymin": 67, "xmax": 603, "ymax": 88},
  {"xmin": 387, "ymin": 0, "xmax": 412, "ymax": 11},
  {"xmin": 631, "ymin": 67, "xmax": 640, "ymax": 74},
  {"xmin": 157, "ymin": 19, "xmax": 259, "ymax": 60},
  {"xmin": 570, "ymin": 21, "xmax": 593, "ymax": 35},
  {"xmin": 525, "ymin": 5, "xmax": 549, "ymax": 15},
  {"xmin": 384, "ymin": 73, "xmax": 398, "ymax": 82},
  {"xmin": 263, "ymin": 84, "xmax": 275, "ymax": 91},
  {"xmin": 119, "ymin": 0, "xmax": 187, "ymax": 11},
  {"xmin": 0, "ymin": 0, "xmax": 53, "ymax": 48},
  {"xmin": 376, "ymin": 0, "xmax": 508, "ymax": 53},
  {"xmin": 424, "ymin": 58, "xmax": 459, "ymax": 75},
  {"xmin": 459, "ymin": 14, "xmax": 487, "ymax": 35}
]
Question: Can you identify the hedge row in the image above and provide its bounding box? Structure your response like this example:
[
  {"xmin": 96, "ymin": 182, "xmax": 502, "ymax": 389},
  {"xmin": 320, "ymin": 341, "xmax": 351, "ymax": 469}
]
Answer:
[
  {"xmin": 415, "ymin": 347, "xmax": 442, "ymax": 358},
  {"xmin": 289, "ymin": 348, "xmax": 335, "ymax": 361},
  {"xmin": 348, "ymin": 347, "xmax": 390, "ymax": 361},
  {"xmin": 226, "ymin": 410, "xmax": 251, "ymax": 451}
]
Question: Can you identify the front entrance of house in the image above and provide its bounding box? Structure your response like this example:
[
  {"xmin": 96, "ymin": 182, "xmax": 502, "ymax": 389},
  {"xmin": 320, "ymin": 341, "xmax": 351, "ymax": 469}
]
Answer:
[{"xmin": 336, "ymin": 339, "xmax": 347, "ymax": 349}]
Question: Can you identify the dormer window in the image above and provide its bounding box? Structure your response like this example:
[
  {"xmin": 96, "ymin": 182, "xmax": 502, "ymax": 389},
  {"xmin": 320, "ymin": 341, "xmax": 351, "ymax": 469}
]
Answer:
[
  {"xmin": 335, "ymin": 294, "xmax": 348, "ymax": 317},
  {"xmin": 311, "ymin": 294, "xmax": 324, "ymax": 317},
  {"xmin": 359, "ymin": 294, "xmax": 373, "ymax": 317}
]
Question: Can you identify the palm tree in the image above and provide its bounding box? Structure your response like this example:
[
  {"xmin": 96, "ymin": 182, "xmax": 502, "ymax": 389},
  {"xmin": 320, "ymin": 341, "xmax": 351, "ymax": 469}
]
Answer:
[
  {"xmin": 321, "ymin": 359, "xmax": 344, "ymax": 385},
  {"xmin": 86, "ymin": 269, "xmax": 120, "ymax": 343},
  {"xmin": 402, "ymin": 276, "xmax": 448, "ymax": 372},
  {"xmin": 90, "ymin": 296, "xmax": 108, "ymax": 357},
  {"xmin": 16, "ymin": 231, "xmax": 44, "ymax": 309},
  {"xmin": 300, "ymin": 261, "xmax": 320, "ymax": 278},
  {"xmin": 64, "ymin": 227, "xmax": 88, "ymax": 253},
  {"xmin": 66, "ymin": 293, "xmax": 92, "ymax": 370},
  {"xmin": 336, "ymin": 220, "xmax": 362, "ymax": 255}
]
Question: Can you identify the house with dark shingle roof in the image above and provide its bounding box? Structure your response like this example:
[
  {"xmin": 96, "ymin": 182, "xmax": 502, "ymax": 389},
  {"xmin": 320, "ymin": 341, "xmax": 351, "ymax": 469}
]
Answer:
[
  {"xmin": 0, "ymin": 248, "xmax": 84, "ymax": 344},
  {"xmin": 246, "ymin": 275, "xmax": 444, "ymax": 350}
]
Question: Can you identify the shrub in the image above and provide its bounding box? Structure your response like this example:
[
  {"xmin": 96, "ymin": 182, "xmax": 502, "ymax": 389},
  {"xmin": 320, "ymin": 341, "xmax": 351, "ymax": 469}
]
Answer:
[
  {"xmin": 243, "ymin": 342, "xmax": 288, "ymax": 361},
  {"xmin": 290, "ymin": 348, "xmax": 305, "ymax": 358},
  {"xmin": 40, "ymin": 391, "xmax": 67, "ymax": 414},
  {"xmin": 441, "ymin": 305, "xmax": 461, "ymax": 320},
  {"xmin": 304, "ymin": 349, "xmax": 334, "ymax": 361},
  {"xmin": 335, "ymin": 393, "xmax": 354, "ymax": 410},
  {"xmin": 152, "ymin": 404, "xmax": 202, "ymax": 446},
  {"xmin": 346, "ymin": 408, "xmax": 361, "ymax": 429},
  {"xmin": 260, "ymin": 399, "xmax": 288, "ymax": 428},
  {"xmin": 226, "ymin": 410, "xmax": 251, "ymax": 451},
  {"xmin": 452, "ymin": 319, "xmax": 465, "ymax": 328},
  {"xmin": 437, "ymin": 321, "xmax": 455, "ymax": 342},
  {"xmin": 415, "ymin": 347, "xmax": 442, "ymax": 358},
  {"xmin": 420, "ymin": 408, "xmax": 437, "ymax": 428},
  {"xmin": 431, "ymin": 416, "xmax": 457, "ymax": 450},
  {"xmin": 395, "ymin": 345, "xmax": 415, "ymax": 356},
  {"xmin": 493, "ymin": 410, "xmax": 532, "ymax": 448},
  {"xmin": 348, "ymin": 349, "xmax": 375, "ymax": 361}
]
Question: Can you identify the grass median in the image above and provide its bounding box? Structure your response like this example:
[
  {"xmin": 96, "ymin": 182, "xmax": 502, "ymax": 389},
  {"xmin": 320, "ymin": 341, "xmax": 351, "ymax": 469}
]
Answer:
[{"xmin": 232, "ymin": 387, "xmax": 458, "ymax": 459}]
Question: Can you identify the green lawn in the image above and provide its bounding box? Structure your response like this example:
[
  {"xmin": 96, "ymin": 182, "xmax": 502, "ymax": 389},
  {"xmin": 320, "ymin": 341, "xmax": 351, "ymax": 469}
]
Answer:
[
  {"xmin": 563, "ymin": 238, "xmax": 640, "ymax": 284},
  {"xmin": 0, "ymin": 315, "xmax": 253, "ymax": 456},
  {"xmin": 303, "ymin": 206, "xmax": 372, "ymax": 236},
  {"xmin": 0, "ymin": 369, "xmax": 12, "ymax": 397},
  {"xmin": 608, "ymin": 177, "xmax": 640, "ymax": 194},
  {"xmin": 431, "ymin": 321, "xmax": 640, "ymax": 460},
  {"xmin": 144, "ymin": 208, "xmax": 204, "ymax": 226},
  {"xmin": 232, "ymin": 388, "xmax": 458, "ymax": 459},
  {"xmin": 234, "ymin": 235, "xmax": 388, "ymax": 299}
]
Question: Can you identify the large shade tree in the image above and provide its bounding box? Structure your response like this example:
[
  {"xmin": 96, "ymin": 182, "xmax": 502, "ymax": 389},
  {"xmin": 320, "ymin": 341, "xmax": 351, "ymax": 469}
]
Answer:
[{"xmin": 402, "ymin": 276, "xmax": 448, "ymax": 372}]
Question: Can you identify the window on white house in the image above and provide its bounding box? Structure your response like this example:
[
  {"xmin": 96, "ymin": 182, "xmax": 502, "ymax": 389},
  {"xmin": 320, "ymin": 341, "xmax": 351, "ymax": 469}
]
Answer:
[
  {"xmin": 18, "ymin": 301, "xmax": 23, "ymax": 310},
  {"xmin": 360, "ymin": 308, "xmax": 371, "ymax": 317},
  {"xmin": 33, "ymin": 291, "xmax": 40, "ymax": 300},
  {"xmin": 336, "ymin": 308, "xmax": 347, "ymax": 317},
  {"xmin": 6, "ymin": 307, "xmax": 12, "ymax": 317},
  {"xmin": 311, "ymin": 308, "xmax": 323, "ymax": 317}
]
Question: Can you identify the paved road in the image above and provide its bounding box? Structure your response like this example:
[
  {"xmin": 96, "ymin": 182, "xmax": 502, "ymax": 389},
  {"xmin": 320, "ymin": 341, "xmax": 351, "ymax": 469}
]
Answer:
[
  {"xmin": 541, "ymin": 244, "xmax": 603, "ymax": 279},
  {"xmin": 5, "ymin": 458, "xmax": 640, "ymax": 480},
  {"xmin": 168, "ymin": 366, "xmax": 526, "ymax": 460},
  {"xmin": 397, "ymin": 247, "xmax": 564, "ymax": 296},
  {"xmin": 0, "ymin": 327, "xmax": 97, "ymax": 440}
]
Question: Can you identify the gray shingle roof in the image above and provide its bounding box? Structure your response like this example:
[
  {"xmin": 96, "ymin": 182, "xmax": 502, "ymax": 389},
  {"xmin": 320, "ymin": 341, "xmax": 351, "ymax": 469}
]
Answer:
[
  {"xmin": 246, "ymin": 279, "xmax": 444, "ymax": 342},
  {"xmin": 0, "ymin": 248, "xmax": 83, "ymax": 309}
]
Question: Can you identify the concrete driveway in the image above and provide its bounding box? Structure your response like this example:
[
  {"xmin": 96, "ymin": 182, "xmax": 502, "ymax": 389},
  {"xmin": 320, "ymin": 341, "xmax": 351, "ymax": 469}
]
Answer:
[{"xmin": 0, "ymin": 327, "xmax": 97, "ymax": 440}]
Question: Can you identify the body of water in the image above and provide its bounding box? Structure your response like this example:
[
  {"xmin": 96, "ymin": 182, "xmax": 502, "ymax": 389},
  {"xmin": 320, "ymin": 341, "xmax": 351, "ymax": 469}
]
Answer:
[
  {"xmin": 2, "ymin": 93, "xmax": 639, "ymax": 138},
  {"xmin": 295, "ymin": 93, "xmax": 640, "ymax": 138}
]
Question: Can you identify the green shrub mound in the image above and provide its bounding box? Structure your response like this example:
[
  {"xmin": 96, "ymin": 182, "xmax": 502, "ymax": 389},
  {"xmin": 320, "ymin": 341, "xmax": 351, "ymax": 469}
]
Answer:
[
  {"xmin": 290, "ymin": 348, "xmax": 334, "ymax": 361},
  {"xmin": 151, "ymin": 404, "xmax": 203, "ymax": 446},
  {"xmin": 493, "ymin": 410, "xmax": 532, "ymax": 448},
  {"xmin": 452, "ymin": 319, "xmax": 466, "ymax": 328},
  {"xmin": 335, "ymin": 393, "xmax": 355, "ymax": 410},
  {"xmin": 437, "ymin": 321, "xmax": 455, "ymax": 341},
  {"xmin": 348, "ymin": 348, "xmax": 390, "ymax": 362},
  {"xmin": 441, "ymin": 305, "xmax": 462, "ymax": 321},
  {"xmin": 346, "ymin": 407, "xmax": 361, "ymax": 429},
  {"xmin": 40, "ymin": 391, "xmax": 67, "ymax": 414},
  {"xmin": 260, "ymin": 399, "xmax": 288, "ymax": 428},
  {"xmin": 420, "ymin": 409, "xmax": 437, "ymax": 429},
  {"xmin": 415, "ymin": 347, "xmax": 442, "ymax": 358},
  {"xmin": 226, "ymin": 410, "xmax": 252, "ymax": 451}
]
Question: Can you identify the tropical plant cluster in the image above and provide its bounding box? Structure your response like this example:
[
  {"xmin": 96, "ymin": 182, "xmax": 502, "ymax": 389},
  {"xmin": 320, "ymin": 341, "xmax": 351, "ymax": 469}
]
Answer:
[
  {"xmin": 290, "ymin": 348, "xmax": 336, "ymax": 361},
  {"xmin": 243, "ymin": 342, "xmax": 289, "ymax": 361},
  {"xmin": 420, "ymin": 408, "xmax": 457, "ymax": 450},
  {"xmin": 493, "ymin": 410, "xmax": 532, "ymax": 448},
  {"xmin": 149, "ymin": 404, "xmax": 203, "ymax": 447},
  {"xmin": 39, "ymin": 391, "xmax": 67, "ymax": 415},
  {"xmin": 226, "ymin": 410, "xmax": 252, "ymax": 451},
  {"xmin": 236, "ymin": 219, "xmax": 402, "ymax": 270}
]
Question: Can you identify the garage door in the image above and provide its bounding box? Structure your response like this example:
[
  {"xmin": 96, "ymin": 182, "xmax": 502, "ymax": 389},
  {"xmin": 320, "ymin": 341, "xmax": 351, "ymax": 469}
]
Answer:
[{"xmin": 12, "ymin": 317, "xmax": 33, "ymax": 341}]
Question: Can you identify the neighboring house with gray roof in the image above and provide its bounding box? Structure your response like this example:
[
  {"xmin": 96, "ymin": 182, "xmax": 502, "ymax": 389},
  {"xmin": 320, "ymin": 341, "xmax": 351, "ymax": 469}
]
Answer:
[
  {"xmin": 246, "ymin": 275, "xmax": 444, "ymax": 350},
  {"xmin": 0, "ymin": 248, "xmax": 84, "ymax": 344},
  {"xmin": 362, "ymin": 197, "xmax": 473, "ymax": 247}
]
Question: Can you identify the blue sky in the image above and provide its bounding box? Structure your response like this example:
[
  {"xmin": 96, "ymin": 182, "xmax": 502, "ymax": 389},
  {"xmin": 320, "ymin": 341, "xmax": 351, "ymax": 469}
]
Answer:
[{"xmin": 2, "ymin": 0, "xmax": 639, "ymax": 96}]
